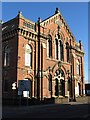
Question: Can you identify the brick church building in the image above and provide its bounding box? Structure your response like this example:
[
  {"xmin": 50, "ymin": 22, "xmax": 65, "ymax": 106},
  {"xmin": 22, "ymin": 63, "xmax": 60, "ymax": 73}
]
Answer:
[{"xmin": 2, "ymin": 8, "xmax": 85, "ymax": 100}]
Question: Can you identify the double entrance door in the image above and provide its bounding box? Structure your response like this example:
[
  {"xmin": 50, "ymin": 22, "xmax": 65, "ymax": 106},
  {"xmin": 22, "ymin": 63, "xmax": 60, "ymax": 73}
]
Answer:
[{"xmin": 55, "ymin": 79, "xmax": 65, "ymax": 96}]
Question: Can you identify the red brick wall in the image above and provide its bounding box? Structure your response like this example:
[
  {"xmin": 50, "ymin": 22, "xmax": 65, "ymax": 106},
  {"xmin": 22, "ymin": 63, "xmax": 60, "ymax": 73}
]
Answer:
[{"xmin": 2, "ymin": 11, "xmax": 85, "ymax": 99}]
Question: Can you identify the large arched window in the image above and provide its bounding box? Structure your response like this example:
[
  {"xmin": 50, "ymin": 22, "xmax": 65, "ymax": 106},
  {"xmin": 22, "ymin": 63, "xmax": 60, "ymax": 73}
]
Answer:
[
  {"xmin": 47, "ymin": 35, "xmax": 52, "ymax": 58},
  {"xmin": 76, "ymin": 59, "xmax": 80, "ymax": 75},
  {"xmin": 4, "ymin": 46, "xmax": 10, "ymax": 67},
  {"xmin": 66, "ymin": 42, "xmax": 70, "ymax": 62},
  {"xmin": 25, "ymin": 44, "xmax": 32, "ymax": 67},
  {"xmin": 55, "ymin": 38, "xmax": 58, "ymax": 60},
  {"xmin": 55, "ymin": 35, "xmax": 64, "ymax": 61},
  {"xmin": 60, "ymin": 40, "xmax": 64, "ymax": 61}
]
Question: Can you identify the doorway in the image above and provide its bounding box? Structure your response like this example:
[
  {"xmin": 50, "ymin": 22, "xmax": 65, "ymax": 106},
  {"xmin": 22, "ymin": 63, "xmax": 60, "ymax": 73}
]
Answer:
[
  {"xmin": 23, "ymin": 78, "xmax": 32, "ymax": 98},
  {"xmin": 54, "ymin": 69, "xmax": 65, "ymax": 96}
]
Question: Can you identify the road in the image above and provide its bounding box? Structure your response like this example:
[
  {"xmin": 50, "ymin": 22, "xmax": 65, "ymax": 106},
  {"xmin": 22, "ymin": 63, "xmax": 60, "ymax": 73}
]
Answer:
[{"xmin": 2, "ymin": 102, "xmax": 90, "ymax": 119}]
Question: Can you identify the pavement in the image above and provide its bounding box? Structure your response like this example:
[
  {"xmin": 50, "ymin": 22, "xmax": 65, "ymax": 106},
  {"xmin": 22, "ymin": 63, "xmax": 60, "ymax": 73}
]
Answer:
[{"xmin": 2, "ymin": 101, "xmax": 90, "ymax": 119}]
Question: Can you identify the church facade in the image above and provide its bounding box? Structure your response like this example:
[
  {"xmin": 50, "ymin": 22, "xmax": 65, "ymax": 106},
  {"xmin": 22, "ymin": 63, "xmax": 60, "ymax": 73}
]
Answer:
[{"xmin": 2, "ymin": 8, "xmax": 85, "ymax": 100}]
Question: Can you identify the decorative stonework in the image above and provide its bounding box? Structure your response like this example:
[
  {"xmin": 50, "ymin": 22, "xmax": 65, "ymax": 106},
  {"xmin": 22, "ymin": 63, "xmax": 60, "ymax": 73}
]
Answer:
[
  {"xmin": 55, "ymin": 19, "xmax": 64, "ymax": 27},
  {"xmin": 2, "ymin": 8, "xmax": 85, "ymax": 99}
]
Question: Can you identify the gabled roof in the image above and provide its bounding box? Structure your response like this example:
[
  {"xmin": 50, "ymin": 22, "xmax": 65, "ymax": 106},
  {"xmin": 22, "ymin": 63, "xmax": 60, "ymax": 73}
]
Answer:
[
  {"xmin": 41, "ymin": 8, "xmax": 60, "ymax": 23},
  {"xmin": 41, "ymin": 8, "xmax": 76, "ymax": 41}
]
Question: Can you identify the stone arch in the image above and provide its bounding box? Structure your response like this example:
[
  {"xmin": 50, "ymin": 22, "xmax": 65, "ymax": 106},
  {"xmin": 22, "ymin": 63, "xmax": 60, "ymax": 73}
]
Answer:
[
  {"xmin": 53, "ymin": 27, "xmax": 65, "ymax": 40},
  {"xmin": 24, "ymin": 73, "xmax": 33, "ymax": 81},
  {"xmin": 28, "ymin": 42, "xmax": 34, "ymax": 53},
  {"xmin": 23, "ymin": 41, "xmax": 34, "ymax": 53},
  {"xmin": 51, "ymin": 62, "xmax": 67, "ymax": 97},
  {"xmin": 52, "ymin": 62, "xmax": 67, "ymax": 77}
]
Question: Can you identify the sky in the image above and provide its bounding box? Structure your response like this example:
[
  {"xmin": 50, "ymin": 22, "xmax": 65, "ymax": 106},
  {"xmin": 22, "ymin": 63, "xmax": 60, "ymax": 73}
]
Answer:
[
  {"xmin": 1, "ymin": 0, "xmax": 89, "ymax": 2},
  {"xmin": 1, "ymin": 2, "xmax": 88, "ymax": 83}
]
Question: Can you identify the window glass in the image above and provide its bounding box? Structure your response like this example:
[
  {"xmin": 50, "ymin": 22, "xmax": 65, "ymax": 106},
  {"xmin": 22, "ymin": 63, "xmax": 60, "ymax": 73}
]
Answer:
[
  {"xmin": 76, "ymin": 60, "xmax": 80, "ymax": 75},
  {"xmin": 25, "ymin": 44, "xmax": 32, "ymax": 67},
  {"xmin": 4, "ymin": 46, "xmax": 10, "ymax": 67},
  {"xmin": 47, "ymin": 35, "xmax": 52, "ymax": 58}
]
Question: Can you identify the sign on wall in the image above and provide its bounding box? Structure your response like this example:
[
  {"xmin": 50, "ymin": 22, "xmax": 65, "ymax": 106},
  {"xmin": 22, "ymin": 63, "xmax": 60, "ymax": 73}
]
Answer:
[
  {"xmin": 18, "ymin": 79, "xmax": 30, "ymax": 91},
  {"xmin": 12, "ymin": 82, "xmax": 17, "ymax": 90}
]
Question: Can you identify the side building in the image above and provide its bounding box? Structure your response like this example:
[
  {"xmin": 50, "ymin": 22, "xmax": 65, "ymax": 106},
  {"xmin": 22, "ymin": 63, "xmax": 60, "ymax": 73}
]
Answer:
[{"xmin": 2, "ymin": 8, "xmax": 85, "ymax": 100}]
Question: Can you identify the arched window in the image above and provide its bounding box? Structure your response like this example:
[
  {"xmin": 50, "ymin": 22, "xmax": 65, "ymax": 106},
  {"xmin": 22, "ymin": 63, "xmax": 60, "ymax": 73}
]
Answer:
[
  {"xmin": 4, "ymin": 46, "xmax": 10, "ymax": 67},
  {"xmin": 66, "ymin": 42, "xmax": 70, "ymax": 62},
  {"xmin": 25, "ymin": 44, "xmax": 32, "ymax": 67},
  {"xmin": 60, "ymin": 40, "xmax": 64, "ymax": 61},
  {"xmin": 55, "ymin": 36, "xmax": 64, "ymax": 61},
  {"xmin": 76, "ymin": 59, "xmax": 80, "ymax": 75},
  {"xmin": 55, "ymin": 38, "xmax": 58, "ymax": 60},
  {"xmin": 47, "ymin": 35, "xmax": 52, "ymax": 58}
]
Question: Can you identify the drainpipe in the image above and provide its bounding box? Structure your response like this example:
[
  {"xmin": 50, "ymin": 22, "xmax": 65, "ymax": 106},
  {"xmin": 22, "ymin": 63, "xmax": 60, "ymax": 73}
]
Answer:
[{"xmin": 37, "ymin": 17, "xmax": 40, "ymax": 100}]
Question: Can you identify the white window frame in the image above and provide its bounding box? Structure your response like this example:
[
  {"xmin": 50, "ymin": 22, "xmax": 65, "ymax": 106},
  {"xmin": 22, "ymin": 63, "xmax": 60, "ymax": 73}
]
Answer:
[{"xmin": 25, "ymin": 44, "xmax": 32, "ymax": 67}]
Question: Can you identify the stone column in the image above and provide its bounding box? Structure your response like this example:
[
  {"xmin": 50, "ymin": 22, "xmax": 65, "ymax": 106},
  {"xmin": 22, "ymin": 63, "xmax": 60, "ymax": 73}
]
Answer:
[
  {"xmin": 32, "ymin": 79, "xmax": 34, "ymax": 97},
  {"xmin": 65, "ymin": 79, "xmax": 68, "ymax": 97},
  {"xmin": 52, "ymin": 78, "xmax": 55, "ymax": 97}
]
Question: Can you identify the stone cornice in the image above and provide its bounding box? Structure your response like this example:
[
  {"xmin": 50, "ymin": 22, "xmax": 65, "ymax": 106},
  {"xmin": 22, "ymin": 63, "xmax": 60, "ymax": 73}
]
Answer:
[{"xmin": 18, "ymin": 27, "xmax": 47, "ymax": 41}]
